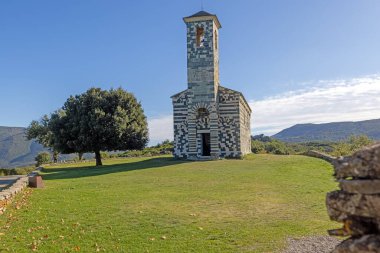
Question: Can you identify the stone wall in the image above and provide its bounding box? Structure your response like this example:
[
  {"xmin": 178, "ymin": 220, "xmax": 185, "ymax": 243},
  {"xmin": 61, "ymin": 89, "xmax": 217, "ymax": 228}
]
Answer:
[
  {"xmin": 304, "ymin": 150, "xmax": 336, "ymax": 163},
  {"xmin": 0, "ymin": 176, "xmax": 29, "ymax": 214},
  {"xmin": 172, "ymin": 91, "xmax": 189, "ymax": 158},
  {"xmin": 239, "ymin": 96, "xmax": 252, "ymax": 155},
  {"xmin": 326, "ymin": 143, "xmax": 380, "ymax": 253},
  {"xmin": 218, "ymin": 86, "xmax": 241, "ymax": 157}
]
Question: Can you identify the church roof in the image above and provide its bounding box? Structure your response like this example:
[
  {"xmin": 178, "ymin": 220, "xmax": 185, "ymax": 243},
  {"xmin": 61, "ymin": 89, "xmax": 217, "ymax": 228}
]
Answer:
[
  {"xmin": 219, "ymin": 86, "xmax": 252, "ymax": 113},
  {"xmin": 171, "ymin": 89, "xmax": 188, "ymax": 99},
  {"xmin": 183, "ymin": 10, "xmax": 222, "ymax": 28},
  {"xmin": 187, "ymin": 11, "xmax": 214, "ymax": 18}
]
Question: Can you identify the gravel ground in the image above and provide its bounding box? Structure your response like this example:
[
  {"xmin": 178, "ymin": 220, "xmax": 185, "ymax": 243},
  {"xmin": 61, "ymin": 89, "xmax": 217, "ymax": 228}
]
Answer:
[{"xmin": 282, "ymin": 235, "xmax": 341, "ymax": 253}]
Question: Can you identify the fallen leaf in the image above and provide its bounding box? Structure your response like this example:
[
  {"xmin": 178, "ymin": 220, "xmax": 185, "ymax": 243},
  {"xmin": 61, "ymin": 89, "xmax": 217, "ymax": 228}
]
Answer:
[{"xmin": 31, "ymin": 242, "xmax": 37, "ymax": 251}]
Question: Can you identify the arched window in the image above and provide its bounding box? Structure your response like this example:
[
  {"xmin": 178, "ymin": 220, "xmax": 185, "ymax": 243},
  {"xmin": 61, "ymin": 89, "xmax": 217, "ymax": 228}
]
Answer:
[
  {"xmin": 196, "ymin": 27, "xmax": 205, "ymax": 47},
  {"xmin": 197, "ymin": 108, "xmax": 209, "ymax": 118}
]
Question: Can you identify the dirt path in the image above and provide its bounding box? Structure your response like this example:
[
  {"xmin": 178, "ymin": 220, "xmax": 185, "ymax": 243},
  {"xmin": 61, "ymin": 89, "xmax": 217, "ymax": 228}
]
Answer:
[{"xmin": 282, "ymin": 235, "xmax": 341, "ymax": 253}]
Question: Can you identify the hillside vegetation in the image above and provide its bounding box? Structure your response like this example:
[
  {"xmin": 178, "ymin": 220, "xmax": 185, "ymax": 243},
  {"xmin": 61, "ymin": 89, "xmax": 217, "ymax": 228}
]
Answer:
[
  {"xmin": 273, "ymin": 118, "xmax": 380, "ymax": 142},
  {"xmin": 0, "ymin": 155, "xmax": 336, "ymax": 252},
  {"xmin": 0, "ymin": 127, "xmax": 45, "ymax": 168},
  {"xmin": 251, "ymin": 134, "xmax": 374, "ymax": 157}
]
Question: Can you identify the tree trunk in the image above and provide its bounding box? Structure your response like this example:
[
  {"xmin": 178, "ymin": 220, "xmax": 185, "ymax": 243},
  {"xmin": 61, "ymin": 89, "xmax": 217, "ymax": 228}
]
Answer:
[
  {"xmin": 95, "ymin": 150, "xmax": 103, "ymax": 166},
  {"xmin": 53, "ymin": 150, "xmax": 59, "ymax": 163},
  {"xmin": 78, "ymin": 152, "xmax": 83, "ymax": 161}
]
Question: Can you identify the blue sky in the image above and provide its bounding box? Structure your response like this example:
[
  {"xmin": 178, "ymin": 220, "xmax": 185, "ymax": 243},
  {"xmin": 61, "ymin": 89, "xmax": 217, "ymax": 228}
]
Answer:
[{"xmin": 1, "ymin": 0, "xmax": 380, "ymax": 144}]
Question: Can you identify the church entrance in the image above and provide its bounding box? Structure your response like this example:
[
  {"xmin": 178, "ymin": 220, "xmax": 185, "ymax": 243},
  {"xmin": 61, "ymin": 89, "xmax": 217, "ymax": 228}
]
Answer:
[{"xmin": 201, "ymin": 133, "xmax": 211, "ymax": 156}]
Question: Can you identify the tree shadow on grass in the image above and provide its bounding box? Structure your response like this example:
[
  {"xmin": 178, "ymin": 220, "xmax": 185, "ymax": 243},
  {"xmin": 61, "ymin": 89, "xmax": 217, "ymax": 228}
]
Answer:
[{"xmin": 41, "ymin": 157, "xmax": 190, "ymax": 180}]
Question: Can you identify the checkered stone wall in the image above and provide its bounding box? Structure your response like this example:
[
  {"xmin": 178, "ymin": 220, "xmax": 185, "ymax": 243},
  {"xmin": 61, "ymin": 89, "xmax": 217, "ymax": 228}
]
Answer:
[
  {"xmin": 218, "ymin": 86, "xmax": 242, "ymax": 157},
  {"xmin": 172, "ymin": 91, "xmax": 189, "ymax": 158}
]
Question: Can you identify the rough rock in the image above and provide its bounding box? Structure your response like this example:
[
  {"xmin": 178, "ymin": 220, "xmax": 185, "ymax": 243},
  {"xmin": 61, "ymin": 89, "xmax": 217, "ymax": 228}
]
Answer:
[
  {"xmin": 339, "ymin": 179, "xmax": 380, "ymax": 194},
  {"xmin": 327, "ymin": 191, "xmax": 380, "ymax": 222},
  {"xmin": 327, "ymin": 143, "xmax": 380, "ymax": 252},
  {"xmin": 333, "ymin": 234, "xmax": 380, "ymax": 253},
  {"xmin": 334, "ymin": 143, "xmax": 380, "ymax": 179}
]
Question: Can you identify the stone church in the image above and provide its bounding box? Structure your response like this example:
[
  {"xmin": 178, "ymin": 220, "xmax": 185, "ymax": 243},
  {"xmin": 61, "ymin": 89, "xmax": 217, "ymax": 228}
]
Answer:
[{"xmin": 171, "ymin": 11, "xmax": 251, "ymax": 160}]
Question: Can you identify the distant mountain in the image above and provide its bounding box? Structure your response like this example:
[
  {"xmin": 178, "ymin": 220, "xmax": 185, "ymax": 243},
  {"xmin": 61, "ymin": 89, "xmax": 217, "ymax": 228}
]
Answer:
[
  {"xmin": 0, "ymin": 126, "xmax": 98, "ymax": 168},
  {"xmin": 272, "ymin": 119, "xmax": 380, "ymax": 143},
  {"xmin": 0, "ymin": 126, "xmax": 45, "ymax": 168}
]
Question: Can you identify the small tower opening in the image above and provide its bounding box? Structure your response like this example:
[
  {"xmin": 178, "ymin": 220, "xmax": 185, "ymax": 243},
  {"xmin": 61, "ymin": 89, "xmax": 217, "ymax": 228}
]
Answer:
[
  {"xmin": 214, "ymin": 30, "xmax": 218, "ymax": 49},
  {"xmin": 196, "ymin": 27, "xmax": 205, "ymax": 47}
]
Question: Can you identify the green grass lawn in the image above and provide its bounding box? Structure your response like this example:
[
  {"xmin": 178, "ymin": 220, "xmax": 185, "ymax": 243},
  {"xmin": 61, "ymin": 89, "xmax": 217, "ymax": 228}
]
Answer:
[{"xmin": 0, "ymin": 155, "xmax": 337, "ymax": 252}]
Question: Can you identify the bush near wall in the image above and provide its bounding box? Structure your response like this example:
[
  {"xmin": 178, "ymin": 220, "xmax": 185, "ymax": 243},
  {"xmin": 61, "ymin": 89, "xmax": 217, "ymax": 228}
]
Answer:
[{"xmin": 0, "ymin": 166, "xmax": 36, "ymax": 176}]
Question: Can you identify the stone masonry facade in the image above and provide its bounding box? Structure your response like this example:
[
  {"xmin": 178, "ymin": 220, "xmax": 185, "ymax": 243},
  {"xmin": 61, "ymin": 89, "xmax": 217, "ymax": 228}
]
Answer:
[{"xmin": 171, "ymin": 11, "xmax": 251, "ymax": 159}]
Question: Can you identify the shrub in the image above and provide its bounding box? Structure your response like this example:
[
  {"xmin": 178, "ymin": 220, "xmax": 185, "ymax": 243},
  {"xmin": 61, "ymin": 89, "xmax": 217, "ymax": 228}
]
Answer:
[
  {"xmin": 100, "ymin": 151, "xmax": 110, "ymax": 159},
  {"xmin": 0, "ymin": 166, "xmax": 36, "ymax": 176},
  {"xmin": 251, "ymin": 140, "xmax": 265, "ymax": 154},
  {"xmin": 35, "ymin": 152, "xmax": 51, "ymax": 166},
  {"xmin": 331, "ymin": 135, "xmax": 374, "ymax": 157},
  {"xmin": 264, "ymin": 140, "xmax": 291, "ymax": 155},
  {"xmin": 250, "ymin": 135, "xmax": 293, "ymax": 155}
]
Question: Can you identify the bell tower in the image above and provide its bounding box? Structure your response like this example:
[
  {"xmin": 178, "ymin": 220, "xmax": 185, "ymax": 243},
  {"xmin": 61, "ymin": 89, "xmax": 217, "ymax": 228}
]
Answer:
[
  {"xmin": 183, "ymin": 11, "xmax": 221, "ymax": 100},
  {"xmin": 183, "ymin": 11, "xmax": 222, "ymax": 159}
]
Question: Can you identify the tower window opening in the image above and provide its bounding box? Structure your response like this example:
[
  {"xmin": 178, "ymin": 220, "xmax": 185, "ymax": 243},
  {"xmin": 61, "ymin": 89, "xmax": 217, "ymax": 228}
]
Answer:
[
  {"xmin": 214, "ymin": 30, "xmax": 218, "ymax": 49},
  {"xmin": 196, "ymin": 27, "xmax": 205, "ymax": 47}
]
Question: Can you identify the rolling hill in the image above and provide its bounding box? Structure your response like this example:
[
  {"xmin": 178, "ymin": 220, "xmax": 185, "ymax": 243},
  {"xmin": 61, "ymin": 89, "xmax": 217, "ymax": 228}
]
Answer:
[
  {"xmin": 0, "ymin": 126, "xmax": 45, "ymax": 168},
  {"xmin": 273, "ymin": 118, "xmax": 380, "ymax": 143}
]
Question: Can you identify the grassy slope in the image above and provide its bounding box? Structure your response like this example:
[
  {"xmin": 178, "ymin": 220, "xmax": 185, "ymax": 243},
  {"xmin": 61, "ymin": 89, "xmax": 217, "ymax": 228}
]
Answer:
[{"xmin": 0, "ymin": 155, "xmax": 337, "ymax": 252}]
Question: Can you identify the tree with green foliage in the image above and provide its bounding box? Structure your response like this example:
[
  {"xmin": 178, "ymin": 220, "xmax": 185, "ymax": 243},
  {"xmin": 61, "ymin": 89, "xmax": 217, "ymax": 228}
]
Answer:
[
  {"xmin": 252, "ymin": 134, "xmax": 272, "ymax": 142},
  {"xmin": 26, "ymin": 115, "xmax": 59, "ymax": 163},
  {"xmin": 251, "ymin": 140, "xmax": 265, "ymax": 154},
  {"xmin": 49, "ymin": 87, "xmax": 149, "ymax": 166},
  {"xmin": 348, "ymin": 135, "xmax": 373, "ymax": 151},
  {"xmin": 251, "ymin": 135, "xmax": 292, "ymax": 155},
  {"xmin": 35, "ymin": 152, "xmax": 51, "ymax": 167},
  {"xmin": 264, "ymin": 139, "xmax": 291, "ymax": 155},
  {"xmin": 331, "ymin": 135, "xmax": 374, "ymax": 157}
]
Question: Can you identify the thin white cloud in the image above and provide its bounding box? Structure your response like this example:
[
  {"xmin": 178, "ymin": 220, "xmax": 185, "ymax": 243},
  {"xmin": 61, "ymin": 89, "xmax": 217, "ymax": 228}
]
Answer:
[
  {"xmin": 250, "ymin": 75, "xmax": 380, "ymax": 136},
  {"xmin": 147, "ymin": 75, "xmax": 380, "ymax": 144},
  {"xmin": 148, "ymin": 115, "xmax": 173, "ymax": 145}
]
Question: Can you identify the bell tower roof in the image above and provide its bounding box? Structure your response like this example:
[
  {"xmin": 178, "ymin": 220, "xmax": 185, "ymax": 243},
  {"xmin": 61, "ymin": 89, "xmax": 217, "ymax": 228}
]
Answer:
[{"xmin": 183, "ymin": 10, "xmax": 222, "ymax": 29}]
